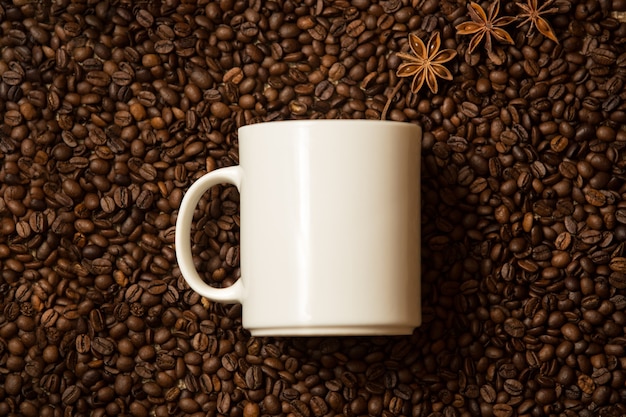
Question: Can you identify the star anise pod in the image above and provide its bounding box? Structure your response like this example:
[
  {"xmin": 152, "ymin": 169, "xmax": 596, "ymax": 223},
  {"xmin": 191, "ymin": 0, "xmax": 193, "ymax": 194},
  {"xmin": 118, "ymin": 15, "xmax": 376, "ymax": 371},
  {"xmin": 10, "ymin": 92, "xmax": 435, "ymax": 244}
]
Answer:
[
  {"xmin": 456, "ymin": 0, "xmax": 516, "ymax": 55},
  {"xmin": 396, "ymin": 32, "xmax": 457, "ymax": 94},
  {"xmin": 516, "ymin": 0, "xmax": 559, "ymax": 43}
]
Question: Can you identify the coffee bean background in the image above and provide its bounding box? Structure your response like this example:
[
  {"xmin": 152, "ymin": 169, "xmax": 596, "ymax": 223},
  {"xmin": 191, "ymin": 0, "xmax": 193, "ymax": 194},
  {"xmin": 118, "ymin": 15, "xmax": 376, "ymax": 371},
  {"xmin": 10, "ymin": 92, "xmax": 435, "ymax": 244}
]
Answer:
[{"xmin": 0, "ymin": 0, "xmax": 626, "ymax": 416}]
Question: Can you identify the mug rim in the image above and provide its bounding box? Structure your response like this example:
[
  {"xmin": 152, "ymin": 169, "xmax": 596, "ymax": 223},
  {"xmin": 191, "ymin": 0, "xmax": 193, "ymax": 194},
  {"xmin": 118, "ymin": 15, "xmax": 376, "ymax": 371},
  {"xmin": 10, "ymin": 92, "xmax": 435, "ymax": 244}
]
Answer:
[{"xmin": 238, "ymin": 119, "xmax": 420, "ymax": 133}]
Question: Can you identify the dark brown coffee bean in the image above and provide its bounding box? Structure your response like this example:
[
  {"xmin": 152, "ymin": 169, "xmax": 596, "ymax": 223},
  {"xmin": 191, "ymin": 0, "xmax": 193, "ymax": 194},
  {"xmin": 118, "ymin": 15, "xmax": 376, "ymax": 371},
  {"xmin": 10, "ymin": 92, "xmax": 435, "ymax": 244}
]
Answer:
[
  {"xmin": 41, "ymin": 309, "xmax": 59, "ymax": 327},
  {"xmin": 460, "ymin": 102, "xmax": 479, "ymax": 118},
  {"xmin": 216, "ymin": 391, "xmax": 231, "ymax": 414},
  {"xmin": 90, "ymin": 258, "xmax": 112, "ymax": 275},
  {"xmin": 309, "ymin": 396, "xmax": 328, "ymax": 417},
  {"xmin": 591, "ymin": 47, "xmax": 616, "ymax": 65},
  {"xmin": 4, "ymin": 373, "xmax": 23, "ymax": 396},
  {"xmin": 561, "ymin": 323, "xmax": 582, "ymax": 342},
  {"xmin": 85, "ymin": 71, "xmax": 111, "ymax": 87},
  {"xmin": 146, "ymin": 279, "xmax": 167, "ymax": 295},
  {"xmin": 112, "ymin": 71, "xmax": 133, "ymax": 86},
  {"xmin": 555, "ymin": 232, "xmax": 572, "ymax": 250},
  {"xmin": 2, "ymin": 70, "xmax": 23, "ymax": 85},
  {"xmin": 75, "ymin": 334, "xmax": 91, "ymax": 354},
  {"xmin": 157, "ymin": 351, "xmax": 176, "ymax": 370},
  {"xmin": 480, "ymin": 384, "xmax": 496, "ymax": 403},
  {"xmin": 92, "ymin": 337, "xmax": 115, "ymax": 356},
  {"xmin": 492, "ymin": 403, "xmax": 513, "ymax": 417},
  {"xmin": 62, "ymin": 385, "xmax": 81, "ymax": 405},
  {"xmin": 503, "ymin": 318, "xmax": 524, "ymax": 337},
  {"xmin": 577, "ymin": 374, "xmax": 595, "ymax": 395},
  {"xmin": 346, "ymin": 20, "xmax": 365, "ymax": 37},
  {"xmin": 135, "ymin": 9, "xmax": 154, "ymax": 27},
  {"xmin": 609, "ymin": 272, "xmax": 626, "ymax": 289},
  {"xmin": 245, "ymin": 365, "xmax": 263, "ymax": 389},
  {"xmin": 579, "ymin": 229, "xmax": 603, "ymax": 244},
  {"xmin": 610, "ymin": 257, "xmax": 626, "ymax": 273},
  {"xmin": 290, "ymin": 400, "xmax": 311, "ymax": 417},
  {"xmin": 136, "ymin": 190, "xmax": 154, "ymax": 209}
]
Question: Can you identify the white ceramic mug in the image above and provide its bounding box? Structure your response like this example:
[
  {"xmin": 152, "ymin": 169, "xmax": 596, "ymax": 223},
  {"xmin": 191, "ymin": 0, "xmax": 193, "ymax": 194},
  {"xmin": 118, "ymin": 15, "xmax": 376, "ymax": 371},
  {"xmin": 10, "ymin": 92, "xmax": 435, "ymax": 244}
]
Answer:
[{"xmin": 176, "ymin": 120, "xmax": 422, "ymax": 336}]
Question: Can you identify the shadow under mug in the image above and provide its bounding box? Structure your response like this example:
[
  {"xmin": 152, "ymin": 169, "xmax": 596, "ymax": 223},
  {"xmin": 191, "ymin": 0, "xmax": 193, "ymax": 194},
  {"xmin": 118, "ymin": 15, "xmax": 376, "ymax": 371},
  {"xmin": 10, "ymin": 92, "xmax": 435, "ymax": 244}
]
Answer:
[{"xmin": 176, "ymin": 120, "xmax": 422, "ymax": 336}]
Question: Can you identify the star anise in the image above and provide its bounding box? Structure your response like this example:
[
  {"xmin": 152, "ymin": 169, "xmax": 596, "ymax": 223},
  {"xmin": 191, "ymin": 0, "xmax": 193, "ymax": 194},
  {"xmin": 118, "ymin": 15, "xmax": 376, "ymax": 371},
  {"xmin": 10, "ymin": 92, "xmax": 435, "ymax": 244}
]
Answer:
[
  {"xmin": 456, "ymin": 0, "xmax": 516, "ymax": 56},
  {"xmin": 516, "ymin": 0, "xmax": 559, "ymax": 43},
  {"xmin": 396, "ymin": 32, "xmax": 457, "ymax": 94}
]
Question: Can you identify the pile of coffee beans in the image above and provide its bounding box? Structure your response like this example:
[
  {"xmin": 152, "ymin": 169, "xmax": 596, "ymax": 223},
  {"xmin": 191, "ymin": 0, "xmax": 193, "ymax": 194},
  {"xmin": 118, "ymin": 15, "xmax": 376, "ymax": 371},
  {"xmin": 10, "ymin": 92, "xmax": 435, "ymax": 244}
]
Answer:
[{"xmin": 1, "ymin": 0, "xmax": 626, "ymax": 416}]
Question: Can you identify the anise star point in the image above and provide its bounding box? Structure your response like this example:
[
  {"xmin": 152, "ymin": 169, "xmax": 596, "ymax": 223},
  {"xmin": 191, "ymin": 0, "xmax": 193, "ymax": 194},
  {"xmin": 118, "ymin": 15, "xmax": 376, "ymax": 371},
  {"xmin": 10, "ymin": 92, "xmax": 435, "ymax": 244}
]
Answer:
[{"xmin": 395, "ymin": 32, "xmax": 457, "ymax": 94}]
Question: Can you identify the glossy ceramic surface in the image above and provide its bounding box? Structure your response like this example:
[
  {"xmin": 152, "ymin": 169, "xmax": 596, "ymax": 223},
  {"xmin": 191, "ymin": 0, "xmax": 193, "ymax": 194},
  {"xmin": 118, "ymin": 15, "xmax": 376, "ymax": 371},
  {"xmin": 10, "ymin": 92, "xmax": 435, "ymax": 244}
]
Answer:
[{"xmin": 176, "ymin": 120, "xmax": 422, "ymax": 336}]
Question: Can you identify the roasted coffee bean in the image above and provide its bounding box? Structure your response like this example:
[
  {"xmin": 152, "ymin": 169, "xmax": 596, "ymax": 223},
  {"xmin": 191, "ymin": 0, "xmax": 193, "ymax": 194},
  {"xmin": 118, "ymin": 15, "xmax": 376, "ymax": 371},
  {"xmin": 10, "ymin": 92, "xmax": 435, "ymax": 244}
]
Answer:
[
  {"xmin": 135, "ymin": 9, "xmax": 154, "ymax": 27},
  {"xmin": 86, "ymin": 71, "xmax": 111, "ymax": 87},
  {"xmin": 503, "ymin": 379, "xmax": 523, "ymax": 396},
  {"xmin": 146, "ymin": 279, "xmax": 167, "ymax": 295},
  {"xmin": 40, "ymin": 309, "xmax": 59, "ymax": 327},
  {"xmin": 50, "ymin": 386, "xmax": 74, "ymax": 409},
  {"xmin": 290, "ymin": 400, "xmax": 311, "ymax": 417},
  {"xmin": 245, "ymin": 365, "xmax": 263, "ymax": 389},
  {"xmin": 610, "ymin": 257, "xmax": 626, "ymax": 273},
  {"xmin": 2, "ymin": 70, "xmax": 23, "ymax": 85},
  {"xmin": 92, "ymin": 337, "xmax": 115, "ymax": 356},
  {"xmin": 493, "ymin": 403, "xmax": 513, "ymax": 417},
  {"xmin": 75, "ymin": 334, "xmax": 91, "ymax": 354},
  {"xmin": 480, "ymin": 384, "xmax": 497, "ymax": 403},
  {"xmin": 217, "ymin": 391, "xmax": 231, "ymax": 414},
  {"xmin": 111, "ymin": 71, "xmax": 133, "ymax": 86},
  {"xmin": 503, "ymin": 318, "xmax": 524, "ymax": 337}
]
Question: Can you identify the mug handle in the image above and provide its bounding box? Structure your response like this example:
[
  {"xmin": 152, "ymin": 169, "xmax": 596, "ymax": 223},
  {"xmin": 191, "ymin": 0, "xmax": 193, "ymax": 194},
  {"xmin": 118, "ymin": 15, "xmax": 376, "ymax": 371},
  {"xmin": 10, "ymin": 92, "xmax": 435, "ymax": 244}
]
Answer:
[{"xmin": 175, "ymin": 166, "xmax": 245, "ymax": 304}]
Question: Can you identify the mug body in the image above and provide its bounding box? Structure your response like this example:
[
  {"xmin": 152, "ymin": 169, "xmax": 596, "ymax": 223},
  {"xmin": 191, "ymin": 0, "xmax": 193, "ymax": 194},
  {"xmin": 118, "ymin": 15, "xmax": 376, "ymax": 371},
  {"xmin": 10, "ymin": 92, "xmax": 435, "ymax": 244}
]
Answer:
[{"xmin": 237, "ymin": 120, "xmax": 421, "ymax": 336}]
